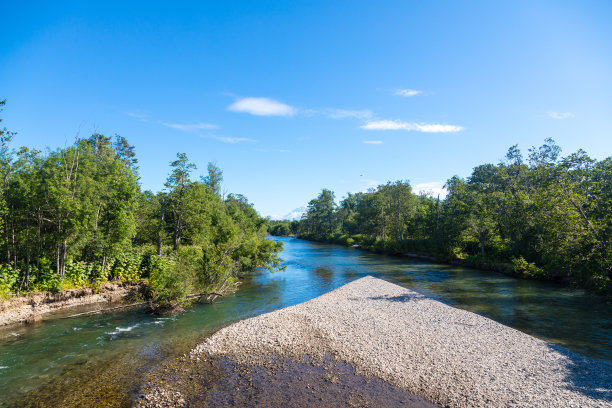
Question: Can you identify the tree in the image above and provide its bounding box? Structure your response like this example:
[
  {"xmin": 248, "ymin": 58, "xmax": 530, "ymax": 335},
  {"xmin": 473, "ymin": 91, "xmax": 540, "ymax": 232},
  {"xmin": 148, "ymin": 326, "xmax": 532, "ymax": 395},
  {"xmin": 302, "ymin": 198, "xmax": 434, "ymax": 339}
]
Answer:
[
  {"xmin": 0, "ymin": 100, "xmax": 15, "ymax": 264},
  {"xmin": 302, "ymin": 189, "xmax": 337, "ymax": 237},
  {"xmin": 202, "ymin": 162, "xmax": 223, "ymax": 196},
  {"xmin": 165, "ymin": 153, "xmax": 196, "ymax": 251}
]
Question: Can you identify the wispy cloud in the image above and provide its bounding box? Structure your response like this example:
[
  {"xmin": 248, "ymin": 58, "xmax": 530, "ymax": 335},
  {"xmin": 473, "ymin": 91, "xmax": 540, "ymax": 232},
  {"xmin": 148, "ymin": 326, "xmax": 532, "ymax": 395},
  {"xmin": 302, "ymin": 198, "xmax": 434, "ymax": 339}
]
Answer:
[
  {"xmin": 325, "ymin": 109, "xmax": 373, "ymax": 120},
  {"xmin": 228, "ymin": 97, "xmax": 295, "ymax": 116},
  {"xmin": 123, "ymin": 110, "xmax": 149, "ymax": 122},
  {"xmin": 363, "ymin": 140, "xmax": 383, "ymax": 144},
  {"xmin": 210, "ymin": 135, "xmax": 255, "ymax": 144},
  {"xmin": 161, "ymin": 122, "xmax": 218, "ymax": 131},
  {"xmin": 414, "ymin": 181, "xmax": 448, "ymax": 198},
  {"xmin": 361, "ymin": 120, "xmax": 463, "ymax": 133},
  {"xmin": 547, "ymin": 111, "xmax": 574, "ymax": 120},
  {"xmin": 395, "ymin": 89, "xmax": 422, "ymax": 97}
]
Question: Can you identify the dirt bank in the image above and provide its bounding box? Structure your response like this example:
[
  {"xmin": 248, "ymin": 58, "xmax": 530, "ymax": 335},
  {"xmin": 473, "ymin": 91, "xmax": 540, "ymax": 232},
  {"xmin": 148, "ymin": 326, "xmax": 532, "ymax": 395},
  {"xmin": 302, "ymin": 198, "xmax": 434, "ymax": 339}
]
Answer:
[{"xmin": 0, "ymin": 281, "xmax": 144, "ymax": 326}]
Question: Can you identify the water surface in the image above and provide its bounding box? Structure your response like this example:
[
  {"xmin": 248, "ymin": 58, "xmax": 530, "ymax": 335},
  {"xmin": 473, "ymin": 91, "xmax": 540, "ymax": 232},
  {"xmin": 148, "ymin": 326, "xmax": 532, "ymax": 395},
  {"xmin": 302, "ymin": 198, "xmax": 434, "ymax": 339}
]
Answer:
[{"xmin": 0, "ymin": 237, "xmax": 610, "ymax": 406}]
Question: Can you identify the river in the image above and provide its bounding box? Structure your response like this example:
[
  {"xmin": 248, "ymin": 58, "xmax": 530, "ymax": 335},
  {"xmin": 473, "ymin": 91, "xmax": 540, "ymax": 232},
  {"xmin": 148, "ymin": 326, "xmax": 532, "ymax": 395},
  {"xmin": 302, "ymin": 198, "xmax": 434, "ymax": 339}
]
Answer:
[{"xmin": 0, "ymin": 237, "xmax": 610, "ymax": 406}]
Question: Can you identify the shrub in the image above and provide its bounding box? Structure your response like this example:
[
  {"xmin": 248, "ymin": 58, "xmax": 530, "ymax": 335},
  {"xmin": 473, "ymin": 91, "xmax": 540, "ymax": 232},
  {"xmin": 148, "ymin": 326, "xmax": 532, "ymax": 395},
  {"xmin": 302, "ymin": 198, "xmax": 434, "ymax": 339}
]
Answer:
[
  {"xmin": 147, "ymin": 255, "xmax": 194, "ymax": 311},
  {"xmin": 512, "ymin": 256, "xmax": 547, "ymax": 279},
  {"xmin": 109, "ymin": 253, "xmax": 144, "ymax": 281},
  {"xmin": 0, "ymin": 265, "xmax": 19, "ymax": 298},
  {"xmin": 36, "ymin": 270, "xmax": 63, "ymax": 292},
  {"xmin": 65, "ymin": 261, "xmax": 95, "ymax": 287}
]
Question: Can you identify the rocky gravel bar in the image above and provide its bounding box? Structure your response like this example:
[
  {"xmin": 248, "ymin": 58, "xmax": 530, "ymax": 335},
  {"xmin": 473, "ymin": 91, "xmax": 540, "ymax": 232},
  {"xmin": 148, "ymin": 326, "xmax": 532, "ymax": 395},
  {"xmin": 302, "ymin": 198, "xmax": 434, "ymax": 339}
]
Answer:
[{"xmin": 188, "ymin": 276, "xmax": 611, "ymax": 407}]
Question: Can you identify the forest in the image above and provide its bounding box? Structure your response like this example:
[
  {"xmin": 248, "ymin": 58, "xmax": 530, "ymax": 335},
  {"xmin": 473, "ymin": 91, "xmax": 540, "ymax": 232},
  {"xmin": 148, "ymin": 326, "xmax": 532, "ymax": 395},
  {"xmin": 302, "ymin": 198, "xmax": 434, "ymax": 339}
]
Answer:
[
  {"xmin": 0, "ymin": 100, "xmax": 283, "ymax": 307},
  {"xmin": 275, "ymin": 139, "xmax": 611, "ymax": 296}
]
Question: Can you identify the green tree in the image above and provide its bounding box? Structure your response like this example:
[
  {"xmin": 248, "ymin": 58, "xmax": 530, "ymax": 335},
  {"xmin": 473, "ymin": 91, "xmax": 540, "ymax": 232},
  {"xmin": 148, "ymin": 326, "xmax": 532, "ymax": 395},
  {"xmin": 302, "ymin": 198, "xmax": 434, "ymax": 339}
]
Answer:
[
  {"xmin": 302, "ymin": 189, "xmax": 337, "ymax": 237},
  {"xmin": 165, "ymin": 153, "xmax": 196, "ymax": 251},
  {"xmin": 202, "ymin": 161, "xmax": 223, "ymax": 196}
]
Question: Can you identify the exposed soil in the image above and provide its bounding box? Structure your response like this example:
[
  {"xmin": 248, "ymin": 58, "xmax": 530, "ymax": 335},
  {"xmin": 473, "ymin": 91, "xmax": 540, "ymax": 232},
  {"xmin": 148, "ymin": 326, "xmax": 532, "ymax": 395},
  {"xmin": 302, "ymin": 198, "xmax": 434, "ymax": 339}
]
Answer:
[{"xmin": 0, "ymin": 281, "xmax": 145, "ymax": 326}]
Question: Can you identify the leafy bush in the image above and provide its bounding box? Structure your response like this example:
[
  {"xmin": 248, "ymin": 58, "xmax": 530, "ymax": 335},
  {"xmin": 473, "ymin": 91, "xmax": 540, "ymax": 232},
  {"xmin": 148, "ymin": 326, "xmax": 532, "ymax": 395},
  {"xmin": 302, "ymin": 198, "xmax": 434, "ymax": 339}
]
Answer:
[
  {"xmin": 512, "ymin": 256, "xmax": 547, "ymax": 279},
  {"xmin": 109, "ymin": 253, "xmax": 144, "ymax": 281},
  {"xmin": 0, "ymin": 265, "xmax": 19, "ymax": 299},
  {"xmin": 487, "ymin": 240, "xmax": 513, "ymax": 262},
  {"xmin": 35, "ymin": 269, "xmax": 63, "ymax": 292},
  {"xmin": 147, "ymin": 254, "xmax": 194, "ymax": 311},
  {"xmin": 177, "ymin": 246, "xmax": 204, "ymax": 273},
  {"xmin": 65, "ymin": 261, "xmax": 95, "ymax": 287}
]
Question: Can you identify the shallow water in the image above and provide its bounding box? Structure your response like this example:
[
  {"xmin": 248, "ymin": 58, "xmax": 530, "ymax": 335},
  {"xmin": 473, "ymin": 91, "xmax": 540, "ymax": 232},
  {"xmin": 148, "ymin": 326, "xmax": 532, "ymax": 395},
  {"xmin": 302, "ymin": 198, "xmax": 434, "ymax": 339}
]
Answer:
[{"xmin": 0, "ymin": 237, "xmax": 610, "ymax": 406}]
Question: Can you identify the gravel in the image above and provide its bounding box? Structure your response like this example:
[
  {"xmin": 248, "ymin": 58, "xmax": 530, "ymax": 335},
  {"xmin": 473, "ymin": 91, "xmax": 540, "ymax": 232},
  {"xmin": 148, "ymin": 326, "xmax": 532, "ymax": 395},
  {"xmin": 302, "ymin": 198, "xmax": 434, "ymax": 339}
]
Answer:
[{"xmin": 192, "ymin": 276, "xmax": 611, "ymax": 407}]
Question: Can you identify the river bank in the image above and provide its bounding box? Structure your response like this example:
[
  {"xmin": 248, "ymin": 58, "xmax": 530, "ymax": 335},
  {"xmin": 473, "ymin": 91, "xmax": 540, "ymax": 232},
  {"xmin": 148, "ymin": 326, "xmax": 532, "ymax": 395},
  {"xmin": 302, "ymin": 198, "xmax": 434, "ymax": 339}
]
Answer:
[
  {"xmin": 0, "ymin": 281, "xmax": 144, "ymax": 326},
  {"xmin": 141, "ymin": 276, "xmax": 611, "ymax": 407},
  {"xmin": 293, "ymin": 234, "xmax": 569, "ymax": 284}
]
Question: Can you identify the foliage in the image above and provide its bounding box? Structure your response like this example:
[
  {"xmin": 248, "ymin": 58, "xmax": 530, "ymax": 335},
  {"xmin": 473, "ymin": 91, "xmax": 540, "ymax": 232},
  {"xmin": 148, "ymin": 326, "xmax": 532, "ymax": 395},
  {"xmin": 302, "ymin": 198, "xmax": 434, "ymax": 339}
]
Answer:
[
  {"xmin": 146, "ymin": 254, "xmax": 192, "ymax": 310},
  {"xmin": 268, "ymin": 220, "xmax": 299, "ymax": 236},
  {"xmin": 297, "ymin": 140, "xmax": 612, "ymax": 296},
  {"xmin": 512, "ymin": 256, "xmax": 547, "ymax": 279},
  {"xmin": 65, "ymin": 261, "xmax": 97, "ymax": 287},
  {"xmin": 108, "ymin": 252, "xmax": 146, "ymax": 281},
  {"xmin": 0, "ymin": 100, "xmax": 284, "ymax": 304},
  {"xmin": 0, "ymin": 265, "xmax": 19, "ymax": 298}
]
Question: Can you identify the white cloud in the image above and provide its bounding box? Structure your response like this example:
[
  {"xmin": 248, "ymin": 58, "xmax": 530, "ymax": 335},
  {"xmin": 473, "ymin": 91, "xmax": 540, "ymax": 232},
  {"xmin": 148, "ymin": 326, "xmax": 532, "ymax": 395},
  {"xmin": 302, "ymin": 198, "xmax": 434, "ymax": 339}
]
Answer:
[
  {"xmin": 161, "ymin": 122, "xmax": 218, "ymax": 131},
  {"xmin": 414, "ymin": 181, "xmax": 448, "ymax": 198},
  {"xmin": 361, "ymin": 120, "xmax": 463, "ymax": 133},
  {"xmin": 211, "ymin": 135, "xmax": 255, "ymax": 144},
  {"xmin": 228, "ymin": 97, "xmax": 295, "ymax": 116},
  {"xmin": 414, "ymin": 123, "xmax": 463, "ymax": 133},
  {"xmin": 548, "ymin": 111, "xmax": 574, "ymax": 120},
  {"xmin": 395, "ymin": 89, "xmax": 422, "ymax": 97},
  {"xmin": 363, "ymin": 140, "xmax": 383, "ymax": 144},
  {"xmin": 361, "ymin": 120, "xmax": 412, "ymax": 130},
  {"xmin": 325, "ymin": 109, "xmax": 373, "ymax": 120}
]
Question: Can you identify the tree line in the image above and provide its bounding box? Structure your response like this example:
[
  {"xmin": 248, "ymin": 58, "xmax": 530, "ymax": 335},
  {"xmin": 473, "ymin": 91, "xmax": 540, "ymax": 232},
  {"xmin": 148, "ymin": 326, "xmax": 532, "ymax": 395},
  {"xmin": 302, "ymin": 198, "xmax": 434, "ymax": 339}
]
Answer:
[
  {"xmin": 285, "ymin": 139, "xmax": 610, "ymax": 296},
  {"xmin": 0, "ymin": 100, "xmax": 283, "ymax": 307}
]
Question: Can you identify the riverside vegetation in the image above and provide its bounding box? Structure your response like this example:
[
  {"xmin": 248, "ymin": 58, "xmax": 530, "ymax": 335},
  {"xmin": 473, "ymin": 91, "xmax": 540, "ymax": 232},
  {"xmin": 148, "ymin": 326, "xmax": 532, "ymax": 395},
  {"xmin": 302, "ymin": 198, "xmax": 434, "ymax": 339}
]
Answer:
[
  {"xmin": 0, "ymin": 100, "xmax": 283, "ymax": 310},
  {"xmin": 271, "ymin": 140, "xmax": 611, "ymax": 296}
]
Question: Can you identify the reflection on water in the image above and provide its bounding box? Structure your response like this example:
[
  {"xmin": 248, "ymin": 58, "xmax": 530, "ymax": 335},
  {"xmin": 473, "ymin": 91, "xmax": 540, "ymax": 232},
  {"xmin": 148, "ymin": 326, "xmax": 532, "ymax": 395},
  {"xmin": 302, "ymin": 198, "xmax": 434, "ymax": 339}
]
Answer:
[
  {"xmin": 313, "ymin": 266, "xmax": 334, "ymax": 286},
  {"xmin": 0, "ymin": 237, "xmax": 610, "ymax": 406}
]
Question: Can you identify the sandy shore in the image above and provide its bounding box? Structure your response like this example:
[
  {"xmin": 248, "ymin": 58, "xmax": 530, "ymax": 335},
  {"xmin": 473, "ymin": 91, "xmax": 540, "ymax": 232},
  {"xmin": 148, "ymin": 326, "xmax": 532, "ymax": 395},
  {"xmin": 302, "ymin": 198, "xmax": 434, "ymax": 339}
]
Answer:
[
  {"xmin": 143, "ymin": 276, "xmax": 610, "ymax": 407},
  {"xmin": 0, "ymin": 281, "xmax": 143, "ymax": 326}
]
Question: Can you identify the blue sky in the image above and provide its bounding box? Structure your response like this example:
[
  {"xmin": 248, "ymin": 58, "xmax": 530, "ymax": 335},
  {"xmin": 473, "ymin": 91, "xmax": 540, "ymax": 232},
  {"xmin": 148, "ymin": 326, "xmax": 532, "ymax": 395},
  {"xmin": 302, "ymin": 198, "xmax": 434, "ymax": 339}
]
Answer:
[{"xmin": 1, "ymin": 1, "xmax": 611, "ymax": 218}]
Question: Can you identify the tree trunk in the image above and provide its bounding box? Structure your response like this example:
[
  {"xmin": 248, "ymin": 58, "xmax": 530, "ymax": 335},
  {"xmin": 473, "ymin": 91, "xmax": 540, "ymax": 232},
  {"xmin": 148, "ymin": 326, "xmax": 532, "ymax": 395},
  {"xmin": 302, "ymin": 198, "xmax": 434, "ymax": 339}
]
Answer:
[
  {"xmin": 11, "ymin": 207, "xmax": 16, "ymax": 266},
  {"xmin": 25, "ymin": 218, "xmax": 30, "ymax": 286},
  {"xmin": 60, "ymin": 239, "xmax": 67, "ymax": 277},
  {"xmin": 4, "ymin": 214, "xmax": 10, "ymax": 263},
  {"xmin": 101, "ymin": 248, "xmax": 107, "ymax": 279},
  {"xmin": 158, "ymin": 198, "xmax": 165, "ymax": 255},
  {"xmin": 36, "ymin": 208, "xmax": 42, "ymax": 277},
  {"xmin": 56, "ymin": 245, "xmax": 60, "ymax": 276},
  {"xmin": 173, "ymin": 213, "xmax": 181, "ymax": 251}
]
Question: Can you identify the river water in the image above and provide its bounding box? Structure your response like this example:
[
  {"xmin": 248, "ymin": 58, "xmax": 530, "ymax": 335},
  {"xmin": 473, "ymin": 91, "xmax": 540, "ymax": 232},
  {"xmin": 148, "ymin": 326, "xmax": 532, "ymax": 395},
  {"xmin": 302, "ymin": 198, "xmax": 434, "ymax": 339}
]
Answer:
[{"xmin": 1, "ymin": 237, "xmax": 610, "ymax": 406}]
